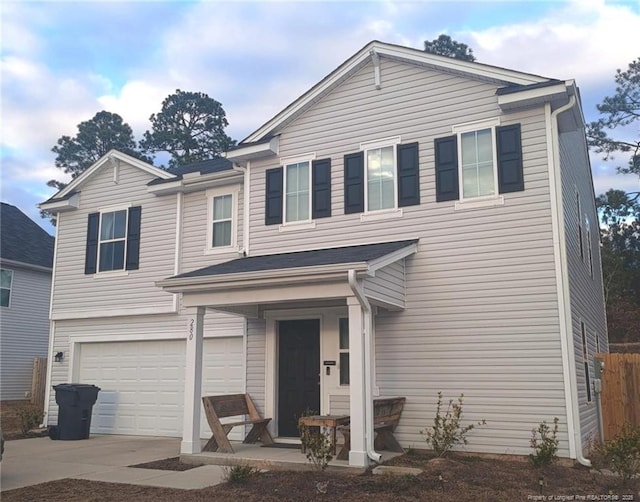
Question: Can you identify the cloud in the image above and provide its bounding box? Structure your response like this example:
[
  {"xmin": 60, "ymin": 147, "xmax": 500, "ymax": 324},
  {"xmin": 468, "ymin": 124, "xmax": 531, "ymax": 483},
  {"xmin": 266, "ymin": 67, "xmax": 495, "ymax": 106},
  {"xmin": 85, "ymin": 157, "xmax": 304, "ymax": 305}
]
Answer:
[{"xmin": 466, "ymin": 0, "xmax": 639, "ymax": 88}]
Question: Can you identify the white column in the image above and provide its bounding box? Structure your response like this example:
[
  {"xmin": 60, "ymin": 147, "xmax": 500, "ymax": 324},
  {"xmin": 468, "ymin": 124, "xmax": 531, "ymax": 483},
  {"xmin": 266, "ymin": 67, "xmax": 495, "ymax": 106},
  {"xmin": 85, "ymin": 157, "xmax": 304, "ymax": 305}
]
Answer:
[
  {"xmin": 181, "ymin": 307, "xmax": 205, "ymax": 454},
  {"xmin": 347, "ymin": 297, "xmax": 368, "ymax": 467}
]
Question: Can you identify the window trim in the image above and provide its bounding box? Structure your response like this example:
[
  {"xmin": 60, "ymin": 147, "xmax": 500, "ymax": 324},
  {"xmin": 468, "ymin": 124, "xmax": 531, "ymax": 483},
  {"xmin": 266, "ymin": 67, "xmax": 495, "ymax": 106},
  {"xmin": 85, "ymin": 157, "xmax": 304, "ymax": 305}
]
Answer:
[
  {"xmin": 452, "ymin": 118, "xmax": 501, "ymax": 204},
  {"xmin": 96, "ymin": 205, "xmax": 130, "ymax": 274},
  {"xmin": 205, "ymin": 185, "xmax": 240, "ymax": 255},
  {"xmin": 0, "ymin": 268, "xmax": 13, "ymax": 308},
  {"xmin": 360, "ymin": 136, "xmax": 401, "ymax": 214},
  {"xmin": 586, "ymin": 218, "xmax": 593, "ymax": 277},
  {"xmin": 281, "ymin": 153, "xmax": 316, "ymax": 226}
]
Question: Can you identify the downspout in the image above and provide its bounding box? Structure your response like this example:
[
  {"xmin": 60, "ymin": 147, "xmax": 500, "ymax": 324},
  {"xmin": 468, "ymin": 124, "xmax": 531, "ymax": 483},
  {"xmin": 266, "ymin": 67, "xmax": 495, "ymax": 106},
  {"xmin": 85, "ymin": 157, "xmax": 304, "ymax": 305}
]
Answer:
[
  {"xmin": 549, "ymin": 94, "xmax": 591, "ymax": 467},
  {"xmin": 348, "ymin": 269, "xmax": 382, "ymax": 463}
]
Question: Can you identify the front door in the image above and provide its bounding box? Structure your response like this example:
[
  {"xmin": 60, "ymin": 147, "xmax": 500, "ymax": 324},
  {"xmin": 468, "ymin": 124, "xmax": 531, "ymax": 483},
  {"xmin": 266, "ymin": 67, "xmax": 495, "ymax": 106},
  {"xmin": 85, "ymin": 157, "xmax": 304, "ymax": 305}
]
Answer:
[{"xmin": 277, "ymin": 319, "xmax": 320, "ymax": 437}]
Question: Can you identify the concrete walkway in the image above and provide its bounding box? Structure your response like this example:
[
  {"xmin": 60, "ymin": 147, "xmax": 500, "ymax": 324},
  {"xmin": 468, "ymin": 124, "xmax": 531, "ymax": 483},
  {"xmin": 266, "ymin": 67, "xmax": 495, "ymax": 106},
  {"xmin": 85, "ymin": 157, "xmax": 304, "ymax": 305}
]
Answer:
[{"xmin": 0, "ymin": 435, "xmax": 226, "ymax": 492}]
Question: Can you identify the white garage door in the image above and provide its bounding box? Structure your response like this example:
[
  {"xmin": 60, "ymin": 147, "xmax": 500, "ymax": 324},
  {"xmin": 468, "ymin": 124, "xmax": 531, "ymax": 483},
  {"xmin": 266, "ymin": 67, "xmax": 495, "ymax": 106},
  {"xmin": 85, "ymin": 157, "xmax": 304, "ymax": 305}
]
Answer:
[{"xmin": 78, "ymin": 337, "xmax": 244, "ymax": 438}]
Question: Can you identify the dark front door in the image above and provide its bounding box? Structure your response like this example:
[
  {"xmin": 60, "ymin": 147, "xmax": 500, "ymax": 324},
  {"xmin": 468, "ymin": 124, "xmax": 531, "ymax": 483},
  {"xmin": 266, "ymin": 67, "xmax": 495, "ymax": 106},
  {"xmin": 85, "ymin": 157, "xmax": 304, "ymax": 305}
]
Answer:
[{"xmin": 278, "ymin": 319, "xmax": 320, "ymax": 437}]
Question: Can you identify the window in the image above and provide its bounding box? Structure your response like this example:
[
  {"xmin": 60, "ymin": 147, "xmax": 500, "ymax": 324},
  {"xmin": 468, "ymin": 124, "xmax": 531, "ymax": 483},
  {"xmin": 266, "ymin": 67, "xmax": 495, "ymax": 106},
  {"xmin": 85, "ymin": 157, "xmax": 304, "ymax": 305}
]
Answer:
[
  {"xmin": 577, "ymin": 193, "xmax": 584, "ymax": 261},
  {"xmin": 586, "ymin": 224, "xmax": 593, "ymax": 277},
  {"xmin": 206, "ymin": 187, "xmax": 238, "ymax": 252},
  {"xmin": 1, "ymin": 269, "xmax": 13, "ymax": 307},
  {"xmin": 435, "ymin": 122, "xmax": 523, "ymax": 203},
  {"xmin": 460, "ymin": 128, "xmax": 496, "ymax": 198},
  {"xmin": 581, "ymin": 321, "xmax": 592, "ymax": 403},
  {"xmin": 343, "ymin": 139, "xmax": 420, "ymax": 215},
  {"xmin": 265, "ymin": 158, "xmax": 332, "ymax": 226},
  {"xmin": 99, "ymin": 210, "xmax": 127, "ymax": 272},
  {"xmin": 339, "ymin": 318, "xmax": 350, "ymax": 385},
  {"xmin": 85, "ymin": 206, "xmax": 141, "ymax": 275},
  {"xmin": 366, "ymin": 146, "xmax": 395, "ymax": 211},
  {"xmin": 285, "ymin": 161, "xmax": 310, "ymax": 222}
]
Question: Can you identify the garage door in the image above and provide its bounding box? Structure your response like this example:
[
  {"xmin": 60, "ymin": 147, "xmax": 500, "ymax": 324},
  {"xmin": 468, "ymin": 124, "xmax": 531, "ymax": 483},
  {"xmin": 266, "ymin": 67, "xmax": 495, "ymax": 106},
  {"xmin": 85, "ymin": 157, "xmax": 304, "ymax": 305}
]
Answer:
[{"xmin": 77, "ymin": 337, "xmax": 244, "ymax": 438}]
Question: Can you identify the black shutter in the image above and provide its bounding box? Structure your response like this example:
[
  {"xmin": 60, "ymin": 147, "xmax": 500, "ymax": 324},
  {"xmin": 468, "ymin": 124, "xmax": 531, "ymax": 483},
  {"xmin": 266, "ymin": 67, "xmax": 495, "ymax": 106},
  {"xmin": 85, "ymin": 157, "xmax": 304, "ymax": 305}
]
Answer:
[
  {"xmin": 84, "ymin": 212, "xmax": 100, "ymax": 275},
  {"xmin": 434, "ymin": 136, "xmax": 459, "ymax": 202},
  {"xmin": 497, "ymin": 123, "xmax": 524, "ymax": 193},
  {"xmin": 312, "ymin": 158, "xmax": 331, "ymax": 219},
  {"xmin": 344, "ymin": 152, "xmax": 364, "ymax": 214},
  {"xmin": 125, "ymin": 206, "xmax": 142, "ymax": 271},
  {"xmin": 397, "ymin": 142, "xmax": 420, "ymax": 207},
  {"xmin": 265, "ymin": 167, "xmax": 283, "ymax": 225}
]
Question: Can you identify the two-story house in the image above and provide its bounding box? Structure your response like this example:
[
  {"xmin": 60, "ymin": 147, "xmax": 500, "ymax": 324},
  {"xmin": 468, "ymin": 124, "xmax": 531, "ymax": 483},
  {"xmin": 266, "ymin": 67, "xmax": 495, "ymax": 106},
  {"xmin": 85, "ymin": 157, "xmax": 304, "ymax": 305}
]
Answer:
[
  {"xmin": 40, "ymin": 41, "xmax": 607, "ymax": 468},
  {"xmin": 0, "ymin": 202, "xmax": 54, "ymax": 401}
]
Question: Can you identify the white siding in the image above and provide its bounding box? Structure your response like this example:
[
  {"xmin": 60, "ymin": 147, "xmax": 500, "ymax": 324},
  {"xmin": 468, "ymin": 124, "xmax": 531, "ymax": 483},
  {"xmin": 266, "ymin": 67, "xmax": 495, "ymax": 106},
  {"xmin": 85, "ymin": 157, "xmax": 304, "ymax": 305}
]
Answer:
[
  {"xmin": 245, "ymin": 319, "xmax": 266, "ymax": 415},
  {"xmin": 243, "ymin": 58, "xmax": 569, "ymax": 456},
  {"xmin": 559, "ymin": 128, "xmax": 608, "ymax": 448},
  {"xmin": 181, "ymin": 184, "xmax": 244, "ymax": 273},
  {"xmin": 52, "ymin": 162, "xmax": 177, "ymax": 316},
  {"xmin": 0, "ymin": 265, "xmax": 51, "ymax": 400},
  {"xmin": 364, "ymin": 260, "xmax": 405, "ymax": 308}
]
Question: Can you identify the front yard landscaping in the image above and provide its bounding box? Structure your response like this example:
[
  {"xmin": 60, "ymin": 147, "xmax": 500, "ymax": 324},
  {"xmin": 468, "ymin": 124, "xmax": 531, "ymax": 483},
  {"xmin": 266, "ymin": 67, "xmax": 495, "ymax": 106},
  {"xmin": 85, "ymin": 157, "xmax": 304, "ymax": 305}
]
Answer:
[{"xmin": 3, "ymin": 450, "xmax": 638, "ymax": 501}]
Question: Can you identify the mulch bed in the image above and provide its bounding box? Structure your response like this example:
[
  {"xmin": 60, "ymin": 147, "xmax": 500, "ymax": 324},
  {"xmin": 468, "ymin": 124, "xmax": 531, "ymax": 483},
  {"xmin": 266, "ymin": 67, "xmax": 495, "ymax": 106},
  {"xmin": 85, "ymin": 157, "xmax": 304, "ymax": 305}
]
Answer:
[
  {"xmin": 3, "ymin": 450, "xmax": 638, "ymax": 501},
  {"xmin": 130, "ymin": 457, "xmax": 203, "ymax": 471}
]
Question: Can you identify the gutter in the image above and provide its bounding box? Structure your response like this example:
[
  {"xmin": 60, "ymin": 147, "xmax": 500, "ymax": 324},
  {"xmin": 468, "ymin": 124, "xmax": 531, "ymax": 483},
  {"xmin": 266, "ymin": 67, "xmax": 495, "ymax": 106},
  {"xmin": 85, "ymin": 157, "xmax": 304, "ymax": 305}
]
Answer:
[
  {"xmin": 549, "ymin": 94, "xmax": 591, "ymax": 467},
  {"xmin": 348, "ymin": 269, "xmax": 382, "ymax": 464}
]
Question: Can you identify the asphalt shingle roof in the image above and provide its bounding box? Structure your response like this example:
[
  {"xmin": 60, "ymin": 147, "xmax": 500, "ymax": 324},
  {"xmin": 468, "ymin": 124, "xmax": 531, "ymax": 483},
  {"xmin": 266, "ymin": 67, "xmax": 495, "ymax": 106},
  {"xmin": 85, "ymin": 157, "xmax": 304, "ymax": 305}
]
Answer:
[
  {"xmin": 171, "ymin": 240, "xmax": 418, "ymax": 280},
  {"xmin": 1, "ymin": 203, "xmax": 54, "ymax": 269}
]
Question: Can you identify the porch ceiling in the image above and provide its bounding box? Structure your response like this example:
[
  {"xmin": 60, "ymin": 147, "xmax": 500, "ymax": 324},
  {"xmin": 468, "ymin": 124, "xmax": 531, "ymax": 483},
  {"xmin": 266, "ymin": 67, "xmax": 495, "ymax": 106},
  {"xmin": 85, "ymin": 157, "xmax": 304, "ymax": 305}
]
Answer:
[{"xmin": 156, "ymin": 240, "xmax": 418, "ymax": 314}]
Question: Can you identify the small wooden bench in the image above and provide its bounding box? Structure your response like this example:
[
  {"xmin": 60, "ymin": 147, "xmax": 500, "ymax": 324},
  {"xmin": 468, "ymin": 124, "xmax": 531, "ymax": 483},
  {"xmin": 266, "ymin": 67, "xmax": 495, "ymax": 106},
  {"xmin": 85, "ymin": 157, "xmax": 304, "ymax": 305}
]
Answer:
[
  {"xmin": 202, "ymin": 393, "xmax": 274, "ymax": 453},
  {"xmin": 337, "ymin": 397, "xmax": 406, "ymax": 460}
]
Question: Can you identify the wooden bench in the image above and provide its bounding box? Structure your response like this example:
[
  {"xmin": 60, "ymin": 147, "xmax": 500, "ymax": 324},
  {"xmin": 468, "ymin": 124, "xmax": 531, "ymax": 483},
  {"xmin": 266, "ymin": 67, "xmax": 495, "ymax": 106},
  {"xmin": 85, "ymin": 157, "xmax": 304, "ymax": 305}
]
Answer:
[
  {"xmin": 202, "ymin": 393, "xmax": 274, "ymax": 453},
  {"xmin": 337, "ymin": 397, "xmax": 406, "ymax": 460}
]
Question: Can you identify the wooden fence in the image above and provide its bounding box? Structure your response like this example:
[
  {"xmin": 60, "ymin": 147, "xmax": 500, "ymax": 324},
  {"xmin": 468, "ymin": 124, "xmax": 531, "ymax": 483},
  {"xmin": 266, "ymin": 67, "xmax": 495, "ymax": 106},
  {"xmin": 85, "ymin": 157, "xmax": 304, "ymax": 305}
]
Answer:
[
  {"xmin": 31, "ymin": 357, "xmax": 47, "ymax": 408},
  {"xmin": 597, "ymin": 353, "xmax": 640, "ymax": 440}
]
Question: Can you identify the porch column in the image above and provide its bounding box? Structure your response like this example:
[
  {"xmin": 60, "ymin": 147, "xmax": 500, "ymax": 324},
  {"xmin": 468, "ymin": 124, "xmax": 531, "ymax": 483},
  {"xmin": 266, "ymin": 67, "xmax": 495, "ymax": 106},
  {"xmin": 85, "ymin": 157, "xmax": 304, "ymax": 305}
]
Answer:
[
  {"xmin": 347, "ymin": 296, "xmax": 367, "ymax": 467},
  {"xmin": 181, "ymin": 306, "xmax": 205, "ymax": 454}
]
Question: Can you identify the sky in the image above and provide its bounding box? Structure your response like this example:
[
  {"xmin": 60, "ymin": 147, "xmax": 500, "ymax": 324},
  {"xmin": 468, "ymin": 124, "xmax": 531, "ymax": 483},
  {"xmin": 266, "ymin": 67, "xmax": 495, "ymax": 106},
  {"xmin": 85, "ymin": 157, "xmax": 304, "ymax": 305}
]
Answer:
[{"xmin": 2, "ymin": 0, "xmax": 639, "ymax": 235}]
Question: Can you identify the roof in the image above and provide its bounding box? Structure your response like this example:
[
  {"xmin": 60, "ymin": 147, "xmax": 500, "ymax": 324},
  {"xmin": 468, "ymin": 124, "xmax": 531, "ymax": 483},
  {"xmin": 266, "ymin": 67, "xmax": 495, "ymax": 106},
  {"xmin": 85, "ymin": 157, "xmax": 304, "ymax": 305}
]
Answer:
[
  {"xmin": 0, "ymin": 203, "xmax": 54, "ymax": 269},
  {"xmin": 238, "ymin": 40, "xmax": 553, "ymax": 145},
  {"xmin": 148, "ymin": 157, "xmax": 233, "ymax": 186},
  {"xmin": 49, "ymin": 150, "xmax": 174, "ymax": 202},
  {"xmin": 171, "ymin": 240, "xmax": 418, "ymax": 280}
]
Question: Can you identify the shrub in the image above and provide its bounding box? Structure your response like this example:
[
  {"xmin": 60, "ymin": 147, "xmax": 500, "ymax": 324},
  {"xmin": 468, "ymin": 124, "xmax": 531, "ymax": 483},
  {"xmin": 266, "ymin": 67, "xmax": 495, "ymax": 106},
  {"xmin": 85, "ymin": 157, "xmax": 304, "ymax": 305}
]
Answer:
[
  {"xmin": 299, "ymin": 422, "xmax": 333, "ymax": 470},
  {"xmin": 16, "ymin": 405, "xmax": 44, "ymax": 435},
  {"xmin": 223, "ymin": 464, "xmax": 260, "ymax": 484},
  {"xmin": 589, "ymin": 424, "xmax": 640, "ymax": 483},
  {"xmin": 420, "ymin": 391, "xmax": 486, "ymax": 457},
  {"xmin": 529, "ymin": 417, "xmax": 560, "ymax": 467}
]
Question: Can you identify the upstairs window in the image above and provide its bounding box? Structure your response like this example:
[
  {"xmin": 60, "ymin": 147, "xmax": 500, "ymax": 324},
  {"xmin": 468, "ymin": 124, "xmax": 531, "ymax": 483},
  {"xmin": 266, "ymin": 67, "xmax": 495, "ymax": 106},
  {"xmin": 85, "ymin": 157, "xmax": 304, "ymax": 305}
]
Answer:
[
  {"xmin": 435, "ymin": 121, "xmax": 524, "ymax": 204},
  {"xmin": 85, "ymin": 206, "xmax": 141, "ymax": 274},
  {"xmin": 0, "ymin": 269, "xmax": 13, "ymax": 307},
  {"xmin": 99, "ymin": 210, "xmax": 127, "ymax": 272},
  {"xmin": 206, "ymin": 186, "xmax": 239, "ymax": 253},
  {"xmin": 285, "ymin": 161, "xmax": 310, "ymax": 223},
  {"xmin": 366, "ymin": 146, "xmax": 395, "ymax": 211},
  {"xmin": 343, "ymin": 139, "xmax": 420, "ymax": 215},
  {"xmin": 460, "ymin": 128, "xmax": 496, "ymax": 198},
  {"xmin": 265, "ymin": 157, "xmax": 331, "ymax": 226},
  {"xmin": 577, "ymin": 192, "xmax": 584, "ymax": 261}
]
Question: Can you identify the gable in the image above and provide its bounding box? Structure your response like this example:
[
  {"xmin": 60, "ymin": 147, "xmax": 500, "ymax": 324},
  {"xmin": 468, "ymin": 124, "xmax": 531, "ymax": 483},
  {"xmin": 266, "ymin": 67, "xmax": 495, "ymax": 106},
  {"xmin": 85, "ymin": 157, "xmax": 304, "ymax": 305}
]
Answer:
[
  {"xmin": 241, "ymin": 40, "xmax": 550, "ymax": 145},
  {"xmin": 44, "ymin": 150, "xmax": 173, "ymax": 205}
]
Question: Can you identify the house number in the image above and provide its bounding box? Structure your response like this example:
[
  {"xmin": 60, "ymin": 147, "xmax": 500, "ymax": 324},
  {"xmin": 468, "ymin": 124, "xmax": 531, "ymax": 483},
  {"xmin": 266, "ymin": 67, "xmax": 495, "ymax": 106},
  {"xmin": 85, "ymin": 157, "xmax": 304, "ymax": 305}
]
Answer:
[{"xmin": 189, "ymin": 319, "xmax": 194, "ymax": 340}]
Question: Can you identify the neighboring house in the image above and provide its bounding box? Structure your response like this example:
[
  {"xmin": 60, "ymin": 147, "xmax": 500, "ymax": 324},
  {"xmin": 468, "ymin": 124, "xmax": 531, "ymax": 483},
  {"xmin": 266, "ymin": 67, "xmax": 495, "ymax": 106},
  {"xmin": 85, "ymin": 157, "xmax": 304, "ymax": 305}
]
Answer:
[
  {"xmin": 39, "ymin": 41, "xmax": 607, "ymax": 467},
  {"xmin": 0, "ymin": 202, "xmax": 54, "ymax": 401}
]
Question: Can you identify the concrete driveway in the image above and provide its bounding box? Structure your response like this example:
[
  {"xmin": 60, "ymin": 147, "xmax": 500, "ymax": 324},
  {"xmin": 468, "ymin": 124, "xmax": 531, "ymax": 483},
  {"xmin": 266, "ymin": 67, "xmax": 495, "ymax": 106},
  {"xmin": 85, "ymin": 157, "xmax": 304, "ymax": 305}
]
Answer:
[{"xmin": 1, "ymin": 435, "xmax": 225, "ymax": 492}]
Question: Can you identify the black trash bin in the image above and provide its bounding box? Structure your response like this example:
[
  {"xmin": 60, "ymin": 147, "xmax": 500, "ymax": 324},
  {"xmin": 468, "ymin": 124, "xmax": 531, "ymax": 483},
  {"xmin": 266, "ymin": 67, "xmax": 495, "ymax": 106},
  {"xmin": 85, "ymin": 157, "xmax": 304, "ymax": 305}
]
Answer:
[{"xmin": 50, "ymin": 383, "xmax": 100, "ymax": 440}]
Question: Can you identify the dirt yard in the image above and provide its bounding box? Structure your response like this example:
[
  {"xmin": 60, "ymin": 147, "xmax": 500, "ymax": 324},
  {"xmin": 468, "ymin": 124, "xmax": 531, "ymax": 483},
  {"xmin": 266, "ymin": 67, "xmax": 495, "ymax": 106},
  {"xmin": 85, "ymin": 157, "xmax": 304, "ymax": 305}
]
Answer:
[
  {"xmin": 1, "ymin": 400, "xmax": 48, "ymax": 440},
  {"xmin": 3, "ymin": 450, "xmax": 638, "ymax": 501}
]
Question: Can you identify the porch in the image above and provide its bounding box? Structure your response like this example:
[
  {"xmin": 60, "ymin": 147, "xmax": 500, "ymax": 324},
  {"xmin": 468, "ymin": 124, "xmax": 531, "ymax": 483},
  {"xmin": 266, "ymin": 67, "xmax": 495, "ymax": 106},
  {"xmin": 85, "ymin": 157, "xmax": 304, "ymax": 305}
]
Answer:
[
  {"xmin": 180, "ymin": 441, "xmax": 403, "ymax": 472},
  {"xmin": 156, "ymin": 240, "xmax": 419, "ymax": 468}
]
